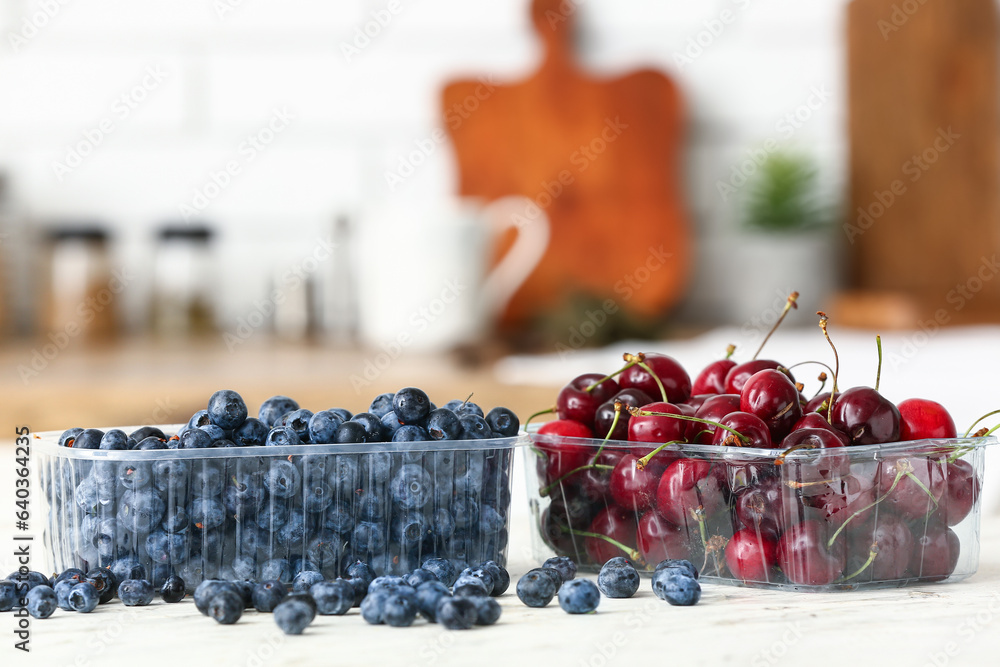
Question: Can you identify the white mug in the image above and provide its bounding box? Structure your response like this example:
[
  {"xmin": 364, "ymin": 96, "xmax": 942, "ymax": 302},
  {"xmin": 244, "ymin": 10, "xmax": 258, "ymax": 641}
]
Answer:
[{"xmin": 355, "ymin": 196, "xmax": 549, "ymax": 352}]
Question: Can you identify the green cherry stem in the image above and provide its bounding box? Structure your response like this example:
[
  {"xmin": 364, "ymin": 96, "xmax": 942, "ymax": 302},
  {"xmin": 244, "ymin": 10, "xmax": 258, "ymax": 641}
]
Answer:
[
  {"xmin": 584, "ymin": 353, "xmax": 643, "ymax": 393},
  {"xmin": 964, "ymin": 410, "xmax": 1000, "ymax": 437},
  {"xmin": 636, "ymin": 441, "xmax": 685, "ymax": 470},
  {"xmin": 874, "ymin": 335, "xmax": 883, "ymax": 393},
  {"xmin": 589, "ymin": 401, "xmax": 623, "ymax": 464},
  {"xmin": 817, "ymin": 311, "xmax": 840, "ymax": 424},
  {"xmin": 837, "ymin": 543, "xmax": 879, "ymax": 583},
  {"xmin": 539, "ymin": 464, "xmax": 615, "ymax": 497},
  {"xmin": 725, "ymin": 344, "xmax": 737, "ymax": 360},
  {"xmin": 564, "ymin": 527, "xmax": 645, "ymax": 565},
  {"xmin": 635, "ymin": 361, "xmax": 668, "ymax": 403},
  {"xmin": 827, "ymin": 462, "xmax": 911, "ymax": 547},
  {"xmin": 752, "ymin": 291, "xmax": 799, "ymax": 361}
]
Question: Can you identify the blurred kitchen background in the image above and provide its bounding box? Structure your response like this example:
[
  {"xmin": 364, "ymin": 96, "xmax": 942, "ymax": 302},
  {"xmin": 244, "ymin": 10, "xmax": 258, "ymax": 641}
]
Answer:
[{"xmin": 2, "ymin": 0, "xmax": 1000, "ymax": 437}]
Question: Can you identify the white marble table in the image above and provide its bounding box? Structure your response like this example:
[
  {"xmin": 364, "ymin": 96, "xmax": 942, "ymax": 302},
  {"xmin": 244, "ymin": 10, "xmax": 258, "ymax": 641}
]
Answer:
[{"xmin": 2, "ymin": 444, "xmax": 999, "ymax": 667}]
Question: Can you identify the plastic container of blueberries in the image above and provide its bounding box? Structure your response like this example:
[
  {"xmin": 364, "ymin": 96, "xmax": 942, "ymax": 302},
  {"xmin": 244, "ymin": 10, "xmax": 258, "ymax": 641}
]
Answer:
[
  {"xmin": 35, "ymin": 425, "xmax": 521, "ymax": 590},
  {"xmin": 526, "ymin": 428, "xmax": 995, "ymax": 591}
]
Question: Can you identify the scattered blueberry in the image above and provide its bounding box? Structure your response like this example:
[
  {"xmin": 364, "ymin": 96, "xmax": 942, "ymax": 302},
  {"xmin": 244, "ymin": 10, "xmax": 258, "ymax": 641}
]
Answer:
[
  {"xmin": 558, "ymin": 579, "xmax": 600, "ymax": 614},
  {"xmin": 652, "ymin": 569, "xmax": 701, "ymax": 606},
  {"xmin": 516, "ymin": 570, "xmax": 557, "ymax": 608},
  {"xmin": 436, "ymin": 597, "xmax": 477, "ymax": 630},
  {"xmin": 310, "ymin": 580, "xmax": 353, "ymax": 615},
  {"xmin": 543, "ymin": 556, "xmax": 578, "ymax": 583},
  {"xmin": 472, "ymin": 596, "xmax": 502, "ymax": 625},
  {"xmin": 68, "ymin": 582, "xmax": 100, "ymax": 612},
  {"xmin": 118, "ymin": 579, "xmax": 154, "ymax": 606},
  {"xmin": 598, "ymin": 557, "xmax": 640, "ymax": 598},
  {"xmin": 383, "ymin": 592, "xmax": 418, "ymax": 627},
  {"xmin": 252, "ymin": 580, "xmax": 287, "ymax": 613},
  {"xmin": 654, "ymin": 558, "xmax": 699, "ymax": 580},
  {"xmin": 206, "ymin": 590, "xmax": 244, "ymax": 624},
  {"xmin": 26, "ymin": 585, "xmax": 57, "ymax": 619},
  {"xmin": 292, "ymin": 570, "xmax": 324, "ymax": 594},
  {"xmin": 274, "ymin": 598, "xmax": 314, "ymax": 635},
  {"xmin": 160, "ymin": 575, "xmax": 186, "ymax": 603}
]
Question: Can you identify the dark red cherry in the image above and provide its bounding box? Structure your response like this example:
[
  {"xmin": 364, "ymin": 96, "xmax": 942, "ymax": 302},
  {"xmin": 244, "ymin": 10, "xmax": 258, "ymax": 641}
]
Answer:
[
  {"xmin": 577, "ymin": 449, "xmax": 626, "ymax": 503},
  {"xmin": 593, "ymin": 388, "xmax": 654, "ymax": 441},
  {"xmin": 627, "ymin": 401, "xmax": 686, "ymax": 444},
  {"xmin": 877, "ymin": 455, "xmax": 947, "ymax": 520},
  {"xmin": 584, "ymin": 505, "xmax": 638, "ymax": 565},
  {"xmin": 537, "ymin": 419, "xmax": 592, "ymax": 439},
  {"xmin": 709, "ymin": 411, "xmax": 772, "ymax": 449},
  {"xmin": 801, "ymin": 466, "xmax": 878, "ymax": 529},
  {"xmin": 609, "ymin": 454, "xmax": 665, "ymax": 514},
  {"xmin": 897, "ymin": 398, "xmax": 957, "ymax": 441},
  {"xmin": 777, "ymin": 520, "xmax": 846, "ymax": 586},
  {"xmin": 687, "ymin": 394, "xmax": 740, "ymax": 443},
  {"xmin": 556, "ymin": 373, "xmax": 620, "ymax": 427},
  {"xmin": 740, "ymin": 369, "xmax": 803, "ymax": 442},
  {"xmin": 791, "ymin": 412, "xmax": 850, "ymax": 445},
  {"xmin": 804, "ymin": 391, "xmax": 839, "ymax": 415},
  {"xmin": 681, "ymin": 394, "xmax": 712, "ymax": 412},
  {"xmin": 944, "ymin": 459, "xmax": 978, "ymax": 526},
  {"xmin": 780, "ymin": 428, "xmax": 851, "ymax": 484},
  {"xmin": 540, "ymin": 496, "xmax": 597, "ymax": 555},
  {"xmin": 655, "ymin": 458, "xmax": 726, "ymax": 530},
  {"xmin": 725, "ymin": 527, "xmax": 778, "ymax": 582},
  {"xmin": 619, "ymin": 353, "xmax": 692, "ymax": 403},
  {"xmin": 830, "ymin": 386, "xmax": 901, "ymax": 446},
  {"xmin": 636, "ymin": 511, "xmax": 693, "ymax": 564},
  {"xmin": 692, "ymin": 358, "xmax": 738, "ymax": 395},
  {"xmin": 846, "ymin": 515, "xmax": 914, "ymax": 581},
  {"xmin": 907, "ymin": 521, "xmax": 960, "ymax": 581},
  {"xmin": 724, "ymin": 359, "xmax": 786, "ymax": 394},
  {"xmin": 734, "ymin": 477, "xmax": 787, "ymax": 536}
]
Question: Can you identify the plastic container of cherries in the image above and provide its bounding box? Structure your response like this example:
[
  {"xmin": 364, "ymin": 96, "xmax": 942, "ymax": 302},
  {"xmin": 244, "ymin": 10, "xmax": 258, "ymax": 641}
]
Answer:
[{"xmin": 525, "ymin": 344, "xmax": 996, "ymax": 592}]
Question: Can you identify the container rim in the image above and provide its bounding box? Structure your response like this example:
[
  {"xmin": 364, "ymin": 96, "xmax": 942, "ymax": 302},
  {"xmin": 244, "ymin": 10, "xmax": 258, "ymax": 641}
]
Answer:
[
  {"xmin": 526, "ymin": 424, "xmax": 997, "ymax": 460},
  {"xmin": 33, "ymin": 424, "xmax": 528, "ymax": 460}
]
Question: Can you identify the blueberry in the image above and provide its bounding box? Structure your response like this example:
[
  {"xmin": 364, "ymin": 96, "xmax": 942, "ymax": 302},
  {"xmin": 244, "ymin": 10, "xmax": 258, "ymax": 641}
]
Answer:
[
  {"xmin": 543, "ymin": 556, "xmax": 578, "ymax": 583},
  {"xmin": 310, "ymin": 580, "xmax": 354, "ymax": 615},
  {"xmin": 0, "ymin": 580, "xmax": 19, "ymax": 611},
  {"xmin": 188, "ymin": 497, "xmax": 226, "ymax": 530},
  {"xmin": 393, "ymin": 387, "xmax": 432, "ymax": 425},
  {"xmin": 72, "ymin": 428, "xmax": 105, "ymax": 449},
  {"xmin": 293, "ymin": 570, "xmax": 325, "ymax": 594},
  {"xmin": 252, "ymin": 580, "xmax": 288, "ymax": 612},
  {"xmin": 85, "ymin": 568, "xmax": 117, "ymax": 604},
  {"xmin": 59, "ymin": 427, "xmax": 83, "ymax": 448},
  {"xmin": 516, "ymin": 570, "xmax": 557, "ymax": 608},
  {"xmin": 195, "ymin": 580, "xmax": 239, "ymax": 614},
  {"xmin": 118, "ymin": 579, "xmax": 154, "ymax": 606},
  {"xmin": 188, "ymin": 409, "xmax": 212, "ymax": 429},
  {"xmin": 392, "ymin": 425, "xmax": 429, "ymax": 442},
  {"xmin": 480, "ymin": 560, "xmax": 510, "ymax": 596},
  {"xmin": 233, "ymin": 418, "xmax": 268, "ymax": 447},
  {"xmin": 390, "ymin": 464, "xmax": 433, "ymax": 510},
  {"xmin": 453, "ymin": 581, "xmax": 489, "ymax": 598},
  {"xmin": 383, "ymin": 592, "xmax": 418, "ymax": 627},
  {"xmin": 109, "ymin": 557, "xmax": 147, "ymax": 584},
  {"xmin": 458, "ymin": 567, "xmax": 495, "ymax": 595},
  {"xmin": 367, "ymin": 575, "xmax": 406, "ymax": 595},
  {"xmin": 118, "ymin": 461, "xmax": 154, "ymax": 489},
  {"xmin": 598, "ymin": 557, "xmax": 640, "ymax": 598},
  {"xmin": 55, "ymin": 568, "xmax": 86, "ymax": 586},
  {"xmin": 203, "ymin": 589, "xmax": 242, "ymax": 624},
  {"xmin": 55, "ymin": 580, "xmax": 75, "ymax": 610},
  {"xmin": 345, "ymin": 561, "xmax": 376, "ymax": 588},
  {"xmin": 265, "ymin": 460, "xmax": 301, "ymax": 498},
  {"xmin": 459, "ymin": 414, "xmax": 493, "ymax": 439},
  {"xmin": 558, "ymin": 578, "xmax": 600, "ymax": 614},
  {"xmin": 135, "ymin": 436, "xmax": 168, "ymax": 450},
  {"xmin": 308, "ymin": 410, "xmax": 346, "ymax": 444},
  {"xmin": 472, "ymin": 596, "xmax": 502, "ymax": 625},
  {"xmin": 392, "ymin": 513, "xmax": 430, "ymax": 549},
  {"xmin": 180, "ymin": 428, "xmax": 214, "ymax": 449},
  {"xmin": 485, "ymin": 407, "xmax": 519, "ymax": 437},
  {"xmin": 335, "ymin": 421, "xmax": 369, "ymax": 443},
  {"xmin": 274, "ymin": 598, "xmax": 314, "ymax": 635},
  {"xmin": 99, "ymin": 429, "xmax": 129, "ymax": 450},
  {"xmin": 279, "ymin": 408, "xmax": 314, "ymax": 442},
  {"xmin": 351, "ymin": 412, "xmax": 386, "ymax": 442},
  {"xmin": 301, "ymin": 480, "xmax": 334, "ymax": 513},
  {"xmin": 426, "ymin": 409, "xmax": 463, "ymax": 441},
  {"xmin": 415, "ymin": 580, "xmax": 450, "ymax": 621},
  {"xmin": 26, "ymin": 585, "xmax": 57, "ymax": 618},
  {"xmin": 265, "ymin": 426, "xmax": 301, "ymax": 447},
  {"xmin": 153, "ymin": 459, "xmax": 189, "ymax": 494},
  {"xmin": 326, "ymin": 455, "xmax": 360, "ymax": 493},
  {"xmin": 654, "ymin": 558, "xmax": 699, "ymax": 580},
  {"xmin": 259, "ymin": 395, "xmax": 300, "ymax": 428},
  {"xmin": 651, "ymin": 570, "xmax": 701, "ymax": 606},
  {"xmin": 369, "ymin": 393, "xmax": 396, "ymax": 418},
  {"xmin": 199, "ymin": 423, "xmax": 228, "ymax": 442},
  {"xmin": 405, "ymin": 568, "xmax": 437, "ymax": 587},
  {"xmin": 422, "ymin": 557, "xmax": 457, "ymax": 588},
  {"xmin": 128, "ymin": 426, "xmax": 166, "ymax": 446},
  {"xmin": 431, "ymin": 508, "xmax": 456, "ymax": 543},
  {"xmin": 68, "ymin": 582, "xmax": 100, "ymax": 612},
  {"xmin": 190, "ymin": 465, "xmax": 224, "ymax": 497},
  {"xmin": 436, "ymin": 597, "xmax": 477, "ymax": 630},
  {"xmin": 208, "ymin": 389, "xmax": 248, "ymax": 430},
  {"xmin": 360, "ymin": 589, "xmax": 389, "ymax": 624},
  {"xmin": 161, "ymin": 575, "xmax": 186, "ymax": 603},
  {"xmin": 380, "ymin": 412, "xmax": 402, "ymax": 437},
  {"xmin": 160, "ymin": 504, "xmax": 190, "ymax": 532}
]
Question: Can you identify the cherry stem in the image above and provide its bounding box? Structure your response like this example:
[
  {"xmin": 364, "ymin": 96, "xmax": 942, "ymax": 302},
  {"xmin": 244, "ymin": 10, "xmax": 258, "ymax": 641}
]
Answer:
[
  {"xmin": 635, "ymin": 361, "xmax": 668, "ymax": 403},
  {"xmin": 774, "ymin": 442, "xmax": 816, "ymax": 466},
  {"xmin": 539, "ymin": 463, "xmax": 615, "ymax": 497},
  {"xmin": 752, "ymin": 291, "xmax": 799, "ymax": 361},
  {"xmin": 635, "ymin": 441, "xmax": 685, "ymax": 470},
  {"xmin": 525, "ymin": 407, "xmax": 556, "ymax": 429},
  {"xmin": 837, "ymin": 543, "xmax": 879, "ymax": 583},
  {"xmin": 817, "ymin": 311, "xmax": 840, "ymax": 424},
  {"xmin": 964, "ymin": 410, "xmax": 1000, "ymax": 437},
  {"xmin": 725, "ymin": 344, "xmax": 737, "ymax": 360},
  {"xmin": 985, "ymin": 424, "xmax": 1000, "ymax": 437},
  {"xmin": 589, "ymin": 401, "xmax": 623, "ymax": 463},
  {"xmin": 813, "ymin": 373, "xmax": 828, "ymax": 399},
  {"xmin": 564, "ymin": 527, "xmax": 645, "ymax": 565},
  {"xmin": 874, "ymin": 335, "xmax": 883, "ymax": 393},
  {"xmin": 903, "ymin": 471, "xmax": 939, "ymax": 509},
  {"xmin": 584, "ymin": 354, "xmax": 643, "ymax": 393},
  {"xmin": 827, "ymin": 464, "xmax": 909, "ymax": 547},
  {"xmin": 629, "ymin": 408, "xmax": 750, "ymax": 445}
]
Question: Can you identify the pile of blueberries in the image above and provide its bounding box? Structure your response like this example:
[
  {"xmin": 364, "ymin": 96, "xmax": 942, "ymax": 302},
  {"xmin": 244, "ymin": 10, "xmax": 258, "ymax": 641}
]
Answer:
[{"xmin": 42, "ymin": 388, "xmax": 519, "ymax": 590}]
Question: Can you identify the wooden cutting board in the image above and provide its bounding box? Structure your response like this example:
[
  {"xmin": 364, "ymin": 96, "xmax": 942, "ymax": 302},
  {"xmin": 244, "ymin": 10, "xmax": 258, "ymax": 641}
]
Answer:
[
  {"xmin": 846, "ymin": 0, "xmax": 1000, "ymax": 323},
  {"xmin": 443, "ymin": 0, "xmax": 690, "ymax": 332}
]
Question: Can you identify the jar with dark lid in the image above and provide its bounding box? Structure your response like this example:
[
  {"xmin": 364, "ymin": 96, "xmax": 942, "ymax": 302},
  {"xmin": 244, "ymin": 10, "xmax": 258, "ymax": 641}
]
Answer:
[
  {"xmin": 42, "ymin": 224, "xmax": 117, "ymax": 343},
  {"xmin": 151, "ymin": 224, "xmax": 216, "ymax": 337}
]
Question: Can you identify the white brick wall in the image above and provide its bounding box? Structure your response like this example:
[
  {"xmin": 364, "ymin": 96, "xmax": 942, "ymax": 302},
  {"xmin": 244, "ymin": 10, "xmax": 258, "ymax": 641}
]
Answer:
[{"xmin": 0, "ymin": 0, "xmax": 855, "ymax": 328}]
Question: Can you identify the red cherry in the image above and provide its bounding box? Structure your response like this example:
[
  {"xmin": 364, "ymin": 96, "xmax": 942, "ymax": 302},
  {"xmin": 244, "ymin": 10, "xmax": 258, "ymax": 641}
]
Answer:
[
  {"xmin": 846, "ymin": 515, "xmax": 914, "ymax": 581},
  {"xmin": 692, "ymin": 358, "xmax": 738, "ymax": 395},
  {"xmin": 724, "ymin": 359, "xmax": 785, "ymax": 394},
  {"xmin": 804, "ymin": 391, "xmax": 839, "ymax": 415},
  {"xmin": 740, "ymin": 369, "xmax": 803, "ymax": 442},
  {"xmin": 636, "ymin": 511, "xmax": 693, "ymax": 564},
  {"xmin": 709, "ymin": 411, "xmax": 772, "ymax": 449},
  {"xmin": 725, "ymin": 528, "xmax": 778, "ymax": 582},
  {"xmin": 619, "ymin": 353, "xmax": 692, "ymax": 403},
  {"xmin": 877, "ymin": 455, "xmax": 947, "ymax": 520},
  {"xmin": 687, "ymin": 394, "xmax": 740, "ymax": 443},
  {"xmin": 655, "ymin": 458, "xmax": 726, "ymax": 530},
  {"xmin": 777, "ymin": 520, "xmax": 845, "ymax": 586},
  {"xmin": 830, "ymin": 386, "xmax": 901, "ymax": 446},
  {"xmin": 627, "ymin": 401, "xmax": 686, "ymax": 444},
  {"xmin": 944, "ymin": 459, "xmax": 979, "ymax": 526},
  {"xmin": 577, "ymin": 449, "xmax": 626, "ymax": 503},
  {"xmin": 734, "ymin": 477, "xmax": 786, "ymax": 536},
  {"xmin": 537, "ymin": 419, "xmax": 592, "ymax": 438},
  {"xmin": 791, "ymin": 412, "xmax": 849, "ymax": 445},
  {"xmin": 609, "ymin": 454, "xmax": 664, "ymax": 514},
  {"xmin": 907, "ymin": 521, "xmax": 960, "ymax": 581},
  {"xmin": 584, "ymin": 505, "xmax": 638, "ymax": 565},
  {"xmin": 535, "ymin": 421, "xmax": 593, "ymax": 484},
  {"xmin": 801, "ymin": 463, "xmax": 879, "ymax": 529},
  {"xmin": 779, "ymin": 428, "xmax": 851, "ymax": 484},
  {"xmin": 593, "ymin": 388, "xmax": 653, "ymax": 441},
  {"xmin": 897, "ymin": 398, "xmax": 957, "ymax": 441},
  {"xmin": 556, "ymin": 373, "xmax": 620, "ymax": 427},
  {"xmin": 681, "ymin": 394, "xmax": 712, "ymax": 412}
]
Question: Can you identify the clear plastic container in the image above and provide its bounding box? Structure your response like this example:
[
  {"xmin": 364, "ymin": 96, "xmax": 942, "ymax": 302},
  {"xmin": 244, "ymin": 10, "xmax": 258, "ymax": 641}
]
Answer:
[
  {"xmin": 36, "ymin": 426, "xmax": 518, "ymax": 589},
  {"xmin": 525, "ymin": 429, "xmax": 994, "ymax": 591}
]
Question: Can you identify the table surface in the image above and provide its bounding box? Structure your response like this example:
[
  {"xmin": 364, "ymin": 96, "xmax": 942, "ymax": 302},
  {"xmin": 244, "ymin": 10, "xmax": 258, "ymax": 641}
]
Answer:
[{"xmin": 1, "ymin": 441, "xmax": 999, "ymax": 667}]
